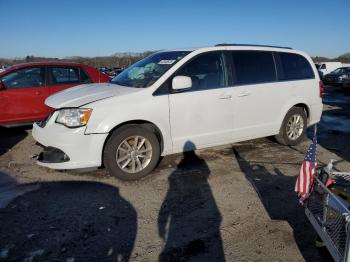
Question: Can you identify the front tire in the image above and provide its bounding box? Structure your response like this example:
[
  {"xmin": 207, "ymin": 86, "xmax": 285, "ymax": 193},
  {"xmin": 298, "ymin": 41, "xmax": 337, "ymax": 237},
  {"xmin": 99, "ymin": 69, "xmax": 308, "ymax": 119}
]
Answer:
[
  {"xmin": 103, "ymin": 125, "xmax": 160, "ymax": 180},
  {"xmin": 275, "ymin": 107, "xmax": 307, "ymax": 146}
]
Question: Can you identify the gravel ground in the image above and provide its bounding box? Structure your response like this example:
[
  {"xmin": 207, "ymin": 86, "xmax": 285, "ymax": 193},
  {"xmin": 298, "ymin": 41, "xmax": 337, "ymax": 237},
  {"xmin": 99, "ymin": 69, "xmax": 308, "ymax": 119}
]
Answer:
[{"xmin": 0, "ymin": 86, "xmax": 349, "ymax": 262}]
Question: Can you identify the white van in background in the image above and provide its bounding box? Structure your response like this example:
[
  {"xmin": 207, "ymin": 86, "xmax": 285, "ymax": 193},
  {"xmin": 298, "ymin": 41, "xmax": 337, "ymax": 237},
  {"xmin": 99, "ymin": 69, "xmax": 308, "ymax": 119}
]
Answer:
[{"xmin": 317, "ymin": 62, "xmax": 350, "ymax": 78}]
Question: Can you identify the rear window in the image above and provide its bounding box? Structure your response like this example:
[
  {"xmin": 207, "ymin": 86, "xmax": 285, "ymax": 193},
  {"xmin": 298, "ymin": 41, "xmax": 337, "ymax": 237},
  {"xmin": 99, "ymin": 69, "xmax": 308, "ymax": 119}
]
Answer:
[
  {"xmin": 49, "ymin": 67, "xmax": 80, "ymax": 85},
  {"xmin": 278, "ymin": 53, "xmax": 315, "ymax": 80},
  {"xmin": 232, "ymin": 51, "xmax": 276, "ymax": 85}
]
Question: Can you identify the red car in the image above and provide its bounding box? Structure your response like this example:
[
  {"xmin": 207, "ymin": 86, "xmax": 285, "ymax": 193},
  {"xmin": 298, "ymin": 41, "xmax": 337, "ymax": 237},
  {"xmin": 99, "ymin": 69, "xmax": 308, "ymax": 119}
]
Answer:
[{"xmin": 0, "ymin": 62, "xmax": 111, "ymax": 126}]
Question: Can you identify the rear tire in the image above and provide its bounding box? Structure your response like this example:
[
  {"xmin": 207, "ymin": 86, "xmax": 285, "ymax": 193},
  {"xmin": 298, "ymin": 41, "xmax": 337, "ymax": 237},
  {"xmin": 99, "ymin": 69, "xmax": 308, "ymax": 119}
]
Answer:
[
  {"xmin": 103, "ymin": 125, "xmax": 160, "ymax": 180},
  {"xmin": 275, "ymin": 107, "xmax": 307, "ymax": 146}
]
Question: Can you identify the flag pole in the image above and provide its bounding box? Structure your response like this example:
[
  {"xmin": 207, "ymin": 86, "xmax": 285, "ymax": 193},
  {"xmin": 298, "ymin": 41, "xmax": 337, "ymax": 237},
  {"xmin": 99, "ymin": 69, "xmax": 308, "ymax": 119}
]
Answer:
[{"xmin": 314, "ymin": 124, "xmax": 317, "ymax": 137}]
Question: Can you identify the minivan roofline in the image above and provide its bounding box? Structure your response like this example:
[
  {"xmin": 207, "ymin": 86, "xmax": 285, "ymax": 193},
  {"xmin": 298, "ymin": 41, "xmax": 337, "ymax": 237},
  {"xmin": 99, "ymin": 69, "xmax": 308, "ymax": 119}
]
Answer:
[
  {"xmin": 215, "ymin": 43, "xmax": 292, "ymax": 49},
  {"xmin": 165, "ymin": 45, "xmax": 300, "ymax": 54}
]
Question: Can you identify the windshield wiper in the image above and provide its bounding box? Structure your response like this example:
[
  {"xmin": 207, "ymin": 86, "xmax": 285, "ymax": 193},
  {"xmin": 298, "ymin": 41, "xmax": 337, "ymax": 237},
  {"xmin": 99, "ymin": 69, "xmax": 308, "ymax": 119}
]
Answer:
[{"xmin": 111, "ymin": 81, "xmax": 131, "ymax": 87}]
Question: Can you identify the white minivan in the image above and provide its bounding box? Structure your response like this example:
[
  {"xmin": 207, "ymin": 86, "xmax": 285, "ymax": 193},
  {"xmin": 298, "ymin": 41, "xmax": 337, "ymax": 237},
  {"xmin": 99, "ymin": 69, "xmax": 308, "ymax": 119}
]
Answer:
[{"xmin": 32, "ymin": 44, "xmax": 323, "ymax": 180}]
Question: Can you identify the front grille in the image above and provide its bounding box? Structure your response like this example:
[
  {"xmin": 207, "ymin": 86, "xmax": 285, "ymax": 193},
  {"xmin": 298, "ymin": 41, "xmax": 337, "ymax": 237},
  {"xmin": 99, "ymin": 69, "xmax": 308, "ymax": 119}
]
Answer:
[{"xmin": 36, "ymin": 111, "xmax": 54, "ymax": 128}]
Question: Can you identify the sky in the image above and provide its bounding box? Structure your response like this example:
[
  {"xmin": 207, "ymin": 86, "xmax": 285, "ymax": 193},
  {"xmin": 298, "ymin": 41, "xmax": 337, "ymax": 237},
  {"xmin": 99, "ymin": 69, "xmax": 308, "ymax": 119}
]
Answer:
[{"xmin": 0, "ymin": 0, "xmax": 349, "ymax": 58}]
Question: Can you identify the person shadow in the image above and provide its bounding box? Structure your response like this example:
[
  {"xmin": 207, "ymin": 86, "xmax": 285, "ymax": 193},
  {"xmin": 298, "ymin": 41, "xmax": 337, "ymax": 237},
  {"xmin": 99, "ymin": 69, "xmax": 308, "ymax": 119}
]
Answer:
[{"xmin": 158, "ymin": 141, "xmax": 225, "ymax": 262}]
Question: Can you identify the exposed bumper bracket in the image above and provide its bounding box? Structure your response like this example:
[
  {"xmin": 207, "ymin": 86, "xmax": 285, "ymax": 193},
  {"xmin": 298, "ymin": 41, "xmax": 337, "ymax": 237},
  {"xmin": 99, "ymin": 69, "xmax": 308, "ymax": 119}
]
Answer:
[{"xmin": 37, "ymin": 146, "xmax": 70, "ymax": 163}]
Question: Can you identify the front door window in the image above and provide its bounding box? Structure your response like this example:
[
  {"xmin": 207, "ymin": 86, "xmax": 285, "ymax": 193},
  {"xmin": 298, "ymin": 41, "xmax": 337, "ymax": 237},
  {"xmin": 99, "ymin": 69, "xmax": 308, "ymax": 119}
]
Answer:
[
  {"xmin": 1, "ymin": 67, "xmax": 45, "ymax": 89},
  {"xmin": 176, "ymin": 52, "xmax": 227, "ymax": 91}
]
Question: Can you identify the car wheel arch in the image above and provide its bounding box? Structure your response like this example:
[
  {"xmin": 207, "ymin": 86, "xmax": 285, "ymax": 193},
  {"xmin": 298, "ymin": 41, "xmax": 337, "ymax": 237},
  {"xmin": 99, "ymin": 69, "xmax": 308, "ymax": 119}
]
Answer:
[
  {"xmin": 293, "ymin": 103, "xmax": 310, "ymax": 120},
  {"xmin": 101, "ymin": 120, "xmax": 164, "ymax": 167},
  {"xmin": 279, "ymin": 101, "xmax": 310, "ymax": 127},
  {"xmin": 275, "ymin": 106, "xmax": 308, "ymax": 145}
]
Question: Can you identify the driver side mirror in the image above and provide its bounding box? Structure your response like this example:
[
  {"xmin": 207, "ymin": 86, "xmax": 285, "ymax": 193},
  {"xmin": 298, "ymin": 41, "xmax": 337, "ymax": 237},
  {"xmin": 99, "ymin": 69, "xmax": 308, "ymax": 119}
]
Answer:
[
  {"xmin": 0, "ymin": 81, "xmax": 4, "ymax": 90},
  {"xmin": 172, "ymin": 76, "xmax": 192, "ymax": 91}
]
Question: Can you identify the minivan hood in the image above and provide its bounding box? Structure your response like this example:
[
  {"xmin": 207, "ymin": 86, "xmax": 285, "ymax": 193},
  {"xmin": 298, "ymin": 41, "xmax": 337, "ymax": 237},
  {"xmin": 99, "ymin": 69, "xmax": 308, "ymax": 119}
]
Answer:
[{"xmin": 45, "ymin": 83, "xmax": 141, "ymax": 108}]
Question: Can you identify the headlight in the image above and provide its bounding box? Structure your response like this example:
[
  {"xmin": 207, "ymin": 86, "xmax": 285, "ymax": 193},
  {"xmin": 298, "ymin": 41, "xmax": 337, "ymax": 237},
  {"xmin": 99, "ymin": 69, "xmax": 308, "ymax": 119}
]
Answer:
[{"xmin": 55, "ymin": 108, "xmax": 92, "ymax": 128}]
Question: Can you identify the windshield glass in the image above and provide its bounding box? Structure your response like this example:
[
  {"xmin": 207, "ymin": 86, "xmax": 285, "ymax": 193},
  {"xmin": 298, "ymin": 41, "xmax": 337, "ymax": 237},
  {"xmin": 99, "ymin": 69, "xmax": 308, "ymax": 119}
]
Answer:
[
  {"xmin": 331, "ymin": 68, "xmax": 346, "ymax": 74},
  {"xmin": 0, "ymin": 66, "xmax": 11, "ymax": 74},
  {"xmin": 111, "ymin": 51, "xmax": 190, "ymax": 88}
]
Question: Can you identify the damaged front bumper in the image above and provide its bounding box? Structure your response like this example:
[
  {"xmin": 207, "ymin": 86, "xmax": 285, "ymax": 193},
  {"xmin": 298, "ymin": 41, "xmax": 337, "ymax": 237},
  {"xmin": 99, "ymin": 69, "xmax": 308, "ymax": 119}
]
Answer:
[
  {"xmin": 37, "ymin": 145, "xmax": 70, "ymax": 163},
  {"xmin": 32, "ymin": 113, "xmax": 108, "ymax": 170}
]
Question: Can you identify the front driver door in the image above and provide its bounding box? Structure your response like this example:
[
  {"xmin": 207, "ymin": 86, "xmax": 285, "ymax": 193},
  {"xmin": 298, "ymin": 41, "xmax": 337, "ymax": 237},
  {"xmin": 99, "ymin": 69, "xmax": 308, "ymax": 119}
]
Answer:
[
  {"xmin": 0, "ymin": 67, "xmax": 50, "ymax": 125},
  {"xmin": 168, "ymin": 51, "xmax": 234, "ymax": 153}
]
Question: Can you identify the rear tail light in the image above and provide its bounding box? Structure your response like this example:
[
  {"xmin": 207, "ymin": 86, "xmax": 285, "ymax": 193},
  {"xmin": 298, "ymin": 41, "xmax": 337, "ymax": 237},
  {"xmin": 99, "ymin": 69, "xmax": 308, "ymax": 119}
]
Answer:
[{"xmin": 319, "ymin": 80, "xmax": 323, "ymax": 98}]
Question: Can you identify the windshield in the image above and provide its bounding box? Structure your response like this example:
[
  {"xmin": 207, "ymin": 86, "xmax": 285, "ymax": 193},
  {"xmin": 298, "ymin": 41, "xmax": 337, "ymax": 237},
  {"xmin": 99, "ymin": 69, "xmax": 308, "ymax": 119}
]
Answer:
[
  {"xmin": 111, "ymin": 51, "xmax": 190, "ymax": 88},
  {"xmin": 331, "ymin": 67, "xmax": 349, "ymax": 74},
  {"xmin": 0, "ymin": 66, "xmax": 11, "ymax": 74}
]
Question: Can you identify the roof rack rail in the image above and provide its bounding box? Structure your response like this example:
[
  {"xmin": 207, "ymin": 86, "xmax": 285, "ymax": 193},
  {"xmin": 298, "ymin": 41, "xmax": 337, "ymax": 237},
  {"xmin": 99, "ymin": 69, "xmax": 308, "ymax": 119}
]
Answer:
[{"xmin": 215, "ymin": 43, "xmax": 292, "ymax": 49}]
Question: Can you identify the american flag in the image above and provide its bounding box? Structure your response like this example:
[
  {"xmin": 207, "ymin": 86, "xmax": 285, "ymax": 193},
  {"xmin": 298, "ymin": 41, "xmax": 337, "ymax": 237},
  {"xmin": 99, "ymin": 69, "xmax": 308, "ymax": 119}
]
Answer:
[{"xmin": 295, "ymin": 131, "xmax": 317, "ymax": 204}]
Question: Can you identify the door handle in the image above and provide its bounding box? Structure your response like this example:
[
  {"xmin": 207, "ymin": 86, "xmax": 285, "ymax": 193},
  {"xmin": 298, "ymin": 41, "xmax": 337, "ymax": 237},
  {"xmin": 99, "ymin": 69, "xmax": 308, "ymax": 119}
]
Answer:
[
  {"xmin": 237, "ymin": 92, "xmax": 250, "ymax": 98},
  {"xmin": 35, "ymin": 91, "xmax": 42, "ymax": 95},
  {"xmin": 219, "ymin": 94, "xmax": 232, "ymax": 100}
]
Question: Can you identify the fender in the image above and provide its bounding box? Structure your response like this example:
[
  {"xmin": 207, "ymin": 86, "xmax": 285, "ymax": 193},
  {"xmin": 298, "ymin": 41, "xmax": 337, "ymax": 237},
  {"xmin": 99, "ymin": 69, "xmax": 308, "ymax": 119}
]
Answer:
[
  {"xmin": 84, "ymin": 91, "xmax": 173, "ymax": 156},
  {"xmin": 277, "ymin": 97, "xmax": 311, "ymax": 131}
]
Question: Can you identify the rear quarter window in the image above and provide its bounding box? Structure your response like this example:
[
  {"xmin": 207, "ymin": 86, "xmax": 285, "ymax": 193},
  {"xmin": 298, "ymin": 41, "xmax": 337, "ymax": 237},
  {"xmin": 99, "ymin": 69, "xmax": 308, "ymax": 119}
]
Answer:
[
  {"xmin": 49, "ymin": 67, "xmax": 80, "ymax": 85},
  {"xmin": 80, "ymin": 68, "xmax": 92, "ymax": 84},
  {"xmin": 277, "ymin": 52, "xmax": 315, "ymax": 80}
]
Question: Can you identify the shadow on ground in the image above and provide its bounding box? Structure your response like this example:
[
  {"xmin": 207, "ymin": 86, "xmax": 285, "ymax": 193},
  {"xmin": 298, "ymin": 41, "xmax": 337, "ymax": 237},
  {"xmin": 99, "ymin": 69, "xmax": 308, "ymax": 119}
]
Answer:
[
  {"xmin": 233, "ymin": 147, "xmax": 333, "ymax": 262},
  {"xmin": 158, "ymin": 141, "xmax": 225, "ymax": 261},
  {"xmin": 0, "ymin": 174, "xmax": 137, "ymax": 262},
  {"xmin": 0, "ymin": 126, "xmax": 29, "ymax": 156},
  {"xmin": 0, "ymin": 171, "xmax": 40, "ymax": 208}
]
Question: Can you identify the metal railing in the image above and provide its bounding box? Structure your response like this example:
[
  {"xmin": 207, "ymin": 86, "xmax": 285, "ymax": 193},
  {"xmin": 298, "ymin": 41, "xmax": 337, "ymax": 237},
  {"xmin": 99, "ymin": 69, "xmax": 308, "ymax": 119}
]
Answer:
[{"xmin": 305, "ymin": 167, "xmax": 350, "ymax": 262}]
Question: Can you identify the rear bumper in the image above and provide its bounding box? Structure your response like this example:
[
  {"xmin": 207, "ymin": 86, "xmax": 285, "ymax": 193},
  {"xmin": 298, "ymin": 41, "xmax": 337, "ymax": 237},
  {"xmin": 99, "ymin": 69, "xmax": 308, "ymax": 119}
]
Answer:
[{"xmin": 32, "ymin": 113, "xmax": 108, "ymax": 169}]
